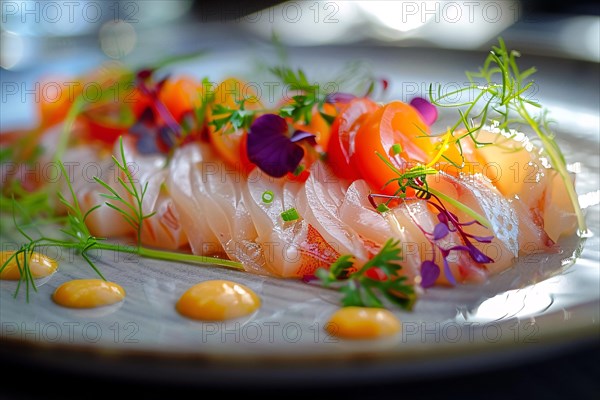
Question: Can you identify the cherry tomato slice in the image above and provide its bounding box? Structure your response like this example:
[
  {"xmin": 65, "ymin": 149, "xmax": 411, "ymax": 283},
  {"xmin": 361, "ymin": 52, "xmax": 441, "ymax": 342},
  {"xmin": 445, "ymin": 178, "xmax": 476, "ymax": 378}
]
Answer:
[
  {"xmin": 158, "ymin": 77, "xmax": 202, "ymax": 122},
  {"xmin": 208, "ymin": 78, "xmax": 261, "ymax": 171},
  {"xmin": 80, "ymin": 103, "xmax": 132, "ymax": 145},
  {"xmin": 37, "ymin": 76, "xmax": 82, "ymax": 128},
  {"xmin": 327, "ymin": 98, "xmax": 379, "ymax": 180},
  {"xmin": 354, "ymin": 101, "xmax": 433, "ymax": 195}
]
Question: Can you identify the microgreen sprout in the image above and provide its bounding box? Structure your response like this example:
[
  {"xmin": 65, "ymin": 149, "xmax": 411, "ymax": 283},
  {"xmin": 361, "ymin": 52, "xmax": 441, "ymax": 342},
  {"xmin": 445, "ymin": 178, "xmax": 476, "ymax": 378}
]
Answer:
[
  {"xmin": 429, "ymin": 38, "xmax": 585, "ymax": 232},
  {"xmin": 210, "ymin": 98, "xmax": 258, "ymax": 134},
  {"xmin": 316, "ymin": 239, "xmax": 416, "ymax": 310},
  {"xmin": 94, "ymin": 137, "xmax": 155, "ymax": 247}
]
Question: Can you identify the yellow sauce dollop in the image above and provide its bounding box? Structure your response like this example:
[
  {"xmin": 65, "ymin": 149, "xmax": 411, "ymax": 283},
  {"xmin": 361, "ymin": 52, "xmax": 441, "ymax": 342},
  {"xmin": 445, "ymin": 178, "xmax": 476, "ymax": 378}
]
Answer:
[
  {"xmin": 176, "ymin": 280, "xmax": 260, "ymax": 321},
  {"xmin": 53, "ymin": 279, "xmax": 125, "ymax": 308},
  {"xmin": 326, "ymin": 307, "xmax": 401, "ymax": 339},
  {"xmin": 0, "ymin": 251, "xmax": 58, "ymax": 280}
]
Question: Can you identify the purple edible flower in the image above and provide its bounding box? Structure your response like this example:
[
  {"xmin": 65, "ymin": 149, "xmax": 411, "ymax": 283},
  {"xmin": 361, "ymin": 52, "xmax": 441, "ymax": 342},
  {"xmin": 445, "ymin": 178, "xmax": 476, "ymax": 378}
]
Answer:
[
  {"xmin": 129, "ymin": 106, "xmax": 176, "ymax": 154},
  {"xmin": 247, "ymin": 114, "xmax": 316, "ymax": 178},
  {"xmin": 433, "ymin": 222, "xmax": 450, "ymax": 240},
  {"xmin": 410, "ymin": 97, "xmax": 438, "ymax": 126},
  {"xmin": 442, "ymin": 256, "xmax": 456, "ymax": 285},
  {"xmin": 448, "ymin": 242, "xmax": 494, "ymax": 264},
  {"xmin": 420, "ymin": 260, "xmax": 440, "ymax": 288},
  {"xmin": 406, "ymin": 192, "xmax": 496, "ymax": 287},
  {"xmin": 134, "ymin": 69, "xmax": 182, "ymax": 146}
]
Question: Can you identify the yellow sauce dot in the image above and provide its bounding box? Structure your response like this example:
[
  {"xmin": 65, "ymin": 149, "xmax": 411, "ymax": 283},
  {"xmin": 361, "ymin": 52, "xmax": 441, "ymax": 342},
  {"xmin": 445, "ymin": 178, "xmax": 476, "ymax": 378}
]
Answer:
[
  {"xmin": 176, "ymin": 280, "xmax": 260, "ymax": 321},
  {"xmin": 326, "ymin": 307, "xmax": 401, "ymax": 339},
  {"xmin": 53, "ymin": 279, "xmax": 125, "ymax": 308},
  {"xmin": 0, "ymin": 251, "xmax": 58, "ymax": 280}
]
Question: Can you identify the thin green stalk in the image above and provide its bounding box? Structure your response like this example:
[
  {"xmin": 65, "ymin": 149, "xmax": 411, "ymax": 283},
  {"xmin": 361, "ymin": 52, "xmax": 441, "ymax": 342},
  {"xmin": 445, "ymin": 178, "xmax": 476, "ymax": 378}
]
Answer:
[
  {"xmin": 518, "ymin": 105, "xmax": 586, "ymax": 232},
  {"xmin": 52, "ymin": 96, "xmax": 86, "ymax": 166},
  {"xmin": 427, "ymin": 186, "xmax": 491, "ymax": 229},
  {"xmin": 92, "ymin": 242, "xmax": 244, "ymax": 270},
  {"xmin": 138, "ymin": 247, "xmax": 244, "ymax": 270}
]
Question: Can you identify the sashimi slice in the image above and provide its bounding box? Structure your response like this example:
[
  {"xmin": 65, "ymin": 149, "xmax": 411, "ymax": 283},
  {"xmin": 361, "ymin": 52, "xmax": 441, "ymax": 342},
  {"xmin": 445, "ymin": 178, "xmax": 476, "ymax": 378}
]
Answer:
[
  {"xmin": 190, "ymin": 155, "xmax": 266, "ymax": 273},
  {"xmin": 340, "ymin": 179, "xmax": 485, "ymax": 284},
  {"xmin": 465, "ymin": 129, "xmax": 548, "ymax": 210},
  {"xmin": 166, "ymin": 143, "xmax": 223, "ymax": 256},
  {"xmin": 541, "ymin": 170, "xmax": 578, "ymax": 243},
  {"xmin": 109, "ymin": 139, "xmax": 187, "ymax": 250},
  {"xmin": 296, "ymin": 161, "xmax": 368, "ymax": 261},
  {"xmin": 429, "ymin": 172, "xmax": 529, "ymax": 276},
  {"xmin": 339, "ymin": 180, "xmax": 424, "ymax": 283},
  {"xmin": 137, "ymin": 170, "xmax": 187, "ymax": 249},
  {"xmin": 243, "ymin": 169, "xmax": 339, "ymax": 277}
]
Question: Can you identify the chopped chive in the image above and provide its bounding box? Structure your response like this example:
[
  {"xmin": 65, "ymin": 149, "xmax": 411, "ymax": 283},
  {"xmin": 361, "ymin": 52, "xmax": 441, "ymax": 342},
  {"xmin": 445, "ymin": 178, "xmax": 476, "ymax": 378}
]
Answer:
[
  {"xmin": 262, "ymin": 190, "xmax": 275, "ymax": 204},
  {"xmin": 391, "ymin": 143, "xmax": 403, "ymax": 156},
  {"xmin": 376, "ymin": 203, "xmax": 390, "ymax": 213},
  {"xmin": 281, "ymin": 207, "xmax": 300, "ymax": 222},
  {"xmin": 293, "ymin": 164, "xmax": 306, "ymax": 176}
]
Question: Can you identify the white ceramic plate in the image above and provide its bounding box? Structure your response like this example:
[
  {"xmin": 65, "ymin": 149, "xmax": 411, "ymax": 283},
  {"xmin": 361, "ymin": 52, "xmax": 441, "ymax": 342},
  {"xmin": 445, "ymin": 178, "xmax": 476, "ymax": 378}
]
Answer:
[{"xmin": 1, "ymin": 44, "xmax": 598, "ymax": 385}]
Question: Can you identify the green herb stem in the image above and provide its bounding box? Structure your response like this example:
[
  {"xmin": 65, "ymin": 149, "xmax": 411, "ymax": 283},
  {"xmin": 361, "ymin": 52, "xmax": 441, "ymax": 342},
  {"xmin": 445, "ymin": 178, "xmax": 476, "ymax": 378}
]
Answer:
[
  {"xmin": 137, "ymin": 246, "xmax": 244, "ymax": 270},
  {"xmin": 74, "ymin": 242, "xmax": 243, "ymax": 270},
  {"xmin": 517, "ymin": 105, "xmax": 586, "ymax": 232},
  {"xmin": 426, "ymin": 186, "xmax": 491, "ymax": 229},
  {"xmin": 53, "ymin": 96, "xmax": 87, "ymax": 166}
]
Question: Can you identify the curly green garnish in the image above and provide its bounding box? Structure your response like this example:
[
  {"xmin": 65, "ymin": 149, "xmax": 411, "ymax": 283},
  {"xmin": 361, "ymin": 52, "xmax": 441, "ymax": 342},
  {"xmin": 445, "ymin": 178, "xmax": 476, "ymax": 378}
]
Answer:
[
  {"xmin": 316, "ymin": 239, "xmax": 416, "ymax": 310},
  {"xmin": 93, "ymin": 137, "xmax": 155, "ymax": 248},
  {"xmin": 1, "ymin": 140, "xmax": 244, "ymax": 301},
  {"xmin": 430, "ymin": 38, "xmax": 586, "ymax": 232}
]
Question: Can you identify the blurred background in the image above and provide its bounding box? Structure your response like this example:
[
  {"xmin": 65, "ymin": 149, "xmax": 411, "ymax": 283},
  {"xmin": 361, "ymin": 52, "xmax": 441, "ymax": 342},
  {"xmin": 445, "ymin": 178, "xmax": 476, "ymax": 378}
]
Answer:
[
  {"xmin": 2, "ymin": 0, "xmax": 598, "ymax": 130},
  {"xmin": 1, "ymin": 1, "xmax": 598, "ymax": 399},
  {"xmin": 1, "ymin": 0, "xmax": 598, "ymax": 71}
]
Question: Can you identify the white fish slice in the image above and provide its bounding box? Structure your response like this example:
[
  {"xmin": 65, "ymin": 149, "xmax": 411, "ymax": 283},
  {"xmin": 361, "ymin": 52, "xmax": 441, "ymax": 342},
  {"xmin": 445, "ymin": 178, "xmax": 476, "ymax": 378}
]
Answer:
[
  {"xmin": 243, "ymin": 169, "xmax": 339, "ymax": 277},
  {"xmin": 166, "ymin": 143, "xmax": 223, "ymax": 256},
  {"xmin": 297, "ymin": 161, "xmax": 367, "ymax": 261},
  {"xmin": 192, "ymin": 156, "xmax": 265, "ymax": 273}
]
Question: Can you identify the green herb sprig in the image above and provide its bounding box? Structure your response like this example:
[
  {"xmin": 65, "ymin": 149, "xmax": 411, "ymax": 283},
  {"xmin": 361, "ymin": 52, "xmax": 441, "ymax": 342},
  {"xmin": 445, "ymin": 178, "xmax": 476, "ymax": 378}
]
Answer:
[
  {"xmin": 316, "ymin": 239, "xmax": 416, "ymax": 310},
  {"xmin": 1, "ymin": 140, "xmax": 244, "ymax": 301},
  {"xmin": 270, "ymin": 66, "xmax": 330, "ymax": 124},
  {"xmin": 374, "ymin": 154, "xmax": 492, "ymax": 228},
  {"xmin": 430, "ymin": 38, "xmax": 585, "ymax": 232},
  {"xmin": 209, "ymin": 98, "xmax": 257, "ymax": 134},
  {"xmin": 93, "ymin": 137, "xmax": 155, "ymax": 247}
]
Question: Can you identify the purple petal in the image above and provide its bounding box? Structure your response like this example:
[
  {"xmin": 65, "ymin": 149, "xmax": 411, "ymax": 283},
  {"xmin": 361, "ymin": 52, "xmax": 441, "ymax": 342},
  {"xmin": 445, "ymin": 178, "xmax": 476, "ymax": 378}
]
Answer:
[
  {"xmin": 443, "ymin": 257, "xmax": 457, "ymax": 285},
  {"xmin": 247, "ymin": 114, "xmax": 306, "ymax": 178},
  {"xmin": 290, "ymin": 130, "xmax": 316, "ymax": 143},
  {"xmin": 449, "ymin": 243, "xmax": 494, "ymax": 264},
  {"xmin": 437, "ymin": 212, "xmax": 448, "ymax": 225},
  {"xmin": 325, "ymin": 92, "xmax": 356, "ymax": 104},
  {"xmin": 433, "ymin": 223, "xmax": 450, "ymax": 240},
  {"xmin": 250, "ymin": 114, "xmax": 287, "ymax": 137},
  {"xmin": 410, "ymin": 97, "xmax": 438, "ymax": 126},
  {"xmin": 158, "ymin": 126, "xmax": 176, "ymax": 149},
  {"xmin": 466, "ymin": 244, "xmax": 494, "ymax": 264},
  {"xmin": 420, "ymin": 260, "xmax": 440, "ymax": 288},
  {"xmin": 457, "ymin": 219, "xmax": 486, "ymax": 228},
  {"xmin": 152, "ymin": 97, "xmax": 182, "ymax": 136},
  {"xmin": 137, "ymin": 68, "xmax": 153, "ymax": 81},
  {"xmin": 467, "ymin": 234, "xmax": 495, "ymax": 243},
  {"xmin": 136, "ymin": 134, "xmax": 160, "ymax": 154}
]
